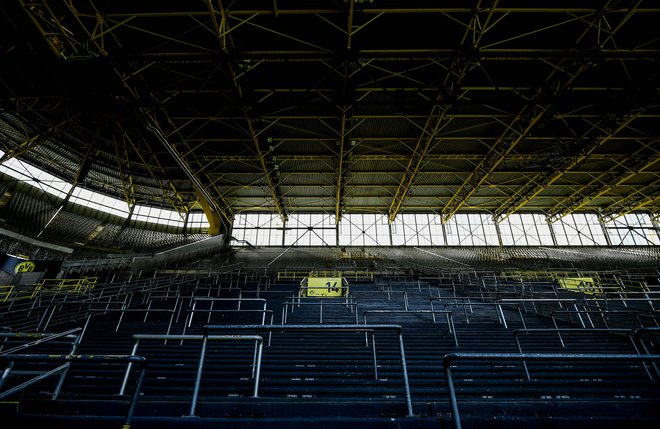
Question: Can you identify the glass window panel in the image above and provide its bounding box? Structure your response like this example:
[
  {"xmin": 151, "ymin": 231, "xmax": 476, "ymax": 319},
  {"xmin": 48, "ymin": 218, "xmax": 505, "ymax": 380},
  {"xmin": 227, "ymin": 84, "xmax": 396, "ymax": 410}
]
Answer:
[{"xmin": 605, "ymin": 213, "xmax": 658, "ymax": 246}]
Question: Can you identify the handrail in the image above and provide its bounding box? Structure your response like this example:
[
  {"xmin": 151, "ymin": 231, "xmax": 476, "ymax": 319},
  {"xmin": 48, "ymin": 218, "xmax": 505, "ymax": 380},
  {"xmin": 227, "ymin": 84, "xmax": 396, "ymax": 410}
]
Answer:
[
  {"xmin": 549, "ymin": 309, "xmax": 647, "ymax": 329},
  {"xmin": 88, "ymin": 308, "xmax": 176, "ymax": 333},
  {"xmin": 443, "ymin": 352, "xmax": 660, "ymax": 429},
  {"xmin": 281, "ymin": 300, "xmax": 358, "ymax": 324},
  {"xmin": 438, "ymin": 302, "xmax": 526, "ymax": 329},
  {"xmin": 0, "ymin": 327, "xmax": 81, "ymax": 356},
  {"xmin": 183, "ymin": 309, "xmax": 274, "ymax": 336},
  {"xmin": 0, "ymin": 285, "xmax": 15, "ymax": 303},
  {"xmin": 498, "ymin": 298, "xmax": 585, "ymax": 326},
  {"xmin": 2, "ymin": 272, "xmax": 208, "ymax": 332},
  {"xmin": 204, "ymin": 324, "xmax": 414, "ymax": 417},
  {"xmin": 187, "ymin": 297, "xmax": 268, "ymax": 326},
  {"xmin": 632, "ymin": 327, "xmax": 660, "ymax": 379},
  {"xmin": 363, "ymin": 310, "xmax": 458, "ymax": 346},
  {"xmin": 0, "ymin": 354, "xmax": 147, "ymax": 429},
  {"xmin": 511, "ymin": 328, "xmax": 649, "ymax": 379},
  {"xmin": 122, "ymin": 334, "xmax": 263, "ymax": 417}
]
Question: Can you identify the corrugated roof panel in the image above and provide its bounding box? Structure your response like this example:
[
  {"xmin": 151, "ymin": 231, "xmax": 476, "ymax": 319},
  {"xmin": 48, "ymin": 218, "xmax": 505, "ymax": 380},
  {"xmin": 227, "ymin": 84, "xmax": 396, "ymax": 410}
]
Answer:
[
  {"xmin": 349, "ymin": 172, "xmax": 402, "ymax": 186},
  {"xmin": 282, "ymin": 185, "xmax": 335, "ymax": 198},
  {"xmin": 281, "ymin": 172, "xmax": 335, "ymax": 186},
  {"xmin": 353, "ymin": 117, "xmax": 420, "ymax": 139}
]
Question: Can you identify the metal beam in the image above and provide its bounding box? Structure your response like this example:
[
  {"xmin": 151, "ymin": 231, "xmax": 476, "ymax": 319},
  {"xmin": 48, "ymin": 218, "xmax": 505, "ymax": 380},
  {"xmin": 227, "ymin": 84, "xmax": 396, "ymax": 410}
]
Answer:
[
  {"xmin": 246, "ymin": 119, "xmax": 288, "ymax": 222},
  {"xmin": 23, "ymin": 3, "xmax": 233, "ymax": 232},
  {"xmin": 209, "ymin": 0, "xmax": 288, "ymax": 222},
  {"xmin": 440, "ymin": 101, "xmax": 548, "ymax": 223},
  {"xmin": 440, "ymin": 0, "xmax": 625, "ymax": 224},
  {"xmin": 196, "ymin": 153, "xmax": 636, "ymax": 162},
  {"xmin": 387, "ymin": 104, "xmax": 449, "ymax": 223},
  {"xmin": 113, "ymin": 134, "xmax": 136, "ymax": 208},
  {"xmin": 142, "ymin": 118, "xmax": 229, "ymax": 234},
  {"xmin": 94, "ymin": 7, "xmax": 660, "ymax": 20},
  {"xmin": 0, "ymin": 116, "xmax": 77, "ymax": 164},
  {"xmin": 547, "ymin": 138, "xmax": 660, "ymax": 222},
  {"xmin": 119, "ymin": 128, "xmax": 188, "ymax": 215},
  {"xmin": 335, "ymin": 1, "xmax": 356, "ymax": 223},
  {"xmin": 335, "ymin": 108, "xmax": 352, "ymax": 223},
  {"xmin": 388, "ymin": 0, "xmax": 499, "ymax": 223},
  {"xmin": 489, "ymin": 0, "xmax": 640, "ymax": 222},
  {"xmin": 494, "ymin": 108, "xmax": 649, "ymax": 223},
  {"xmin": 600, "ymin": 183, "xmax": 660, "ymax": 223}
]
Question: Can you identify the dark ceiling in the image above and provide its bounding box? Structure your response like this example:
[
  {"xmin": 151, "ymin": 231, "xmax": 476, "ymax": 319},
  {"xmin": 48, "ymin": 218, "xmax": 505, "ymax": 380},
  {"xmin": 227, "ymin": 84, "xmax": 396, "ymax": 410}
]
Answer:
[{"xmin": 0, "ymin": 0, "xmax": 659, "ymax": 228}]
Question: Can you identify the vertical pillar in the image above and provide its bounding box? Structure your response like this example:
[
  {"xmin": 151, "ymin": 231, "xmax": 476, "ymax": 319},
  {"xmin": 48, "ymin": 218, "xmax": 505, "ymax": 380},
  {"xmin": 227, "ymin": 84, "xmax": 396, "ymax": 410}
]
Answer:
[
  {"xmin": 494, "ymin": 220, "xmax": 504, "ymax": 247},
  {"xmin": 547, "ymin": 217, "xmax": 558, "ymax": 246},
  {"xmin": 598, "ymin": 213, "xmax": 612, "ymax": 247}
]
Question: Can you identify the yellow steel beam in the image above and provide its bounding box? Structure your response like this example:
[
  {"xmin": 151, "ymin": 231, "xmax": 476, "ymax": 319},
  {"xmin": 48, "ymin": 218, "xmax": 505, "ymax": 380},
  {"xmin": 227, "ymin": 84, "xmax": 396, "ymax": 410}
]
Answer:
[
  {"xmin": 547, "ymin": 138, "xmax": 660, "ymax": 221},
  {"xmin": 600, "ymin": 182, "xmax": 660, "ymax": 223},
  {"xmin": 335, "ymin": 1, "xmax": 356, "ymax": 223},
  {"xmin": 388, "ymin": 0, "xmax": 500, "ymax": 223},
  {"xmin": 197, "ymin": 153, "xmax": 635, "ymax": 162},
  {"xmin": 0, "ymin": 116, "xmax": 77, "ymax": 164},
  {"xmin": 335, "ymin": 109, "xmax": 350, "ymax": 223},
  {"xmin": 210, "ymin": 0, "xmax": 288, "ymax": 222},
  {"xmin": 67, "ymin": 4, "xmax": 231, "ymax": 230},
  {"xmin": 489, "ymin": 0, "xmax": 637, "ymax": 222},
  {"xmin": 96, "ymin": 8, "xmax": 660, "ymax": 19},
  {"xmin": 440, "ymin": 103, "xmax": 549, "ymax": 223},
  {"xmin": 494, "ymin": 109, "xmax": 647, "ymax": 222},
  {"xmin": 119, "ymin": 128, "xmax": 188, "ymax": 215},
  {"xmin": 113, "ymin": 134, "xmax": 136, "ymax": 208},
  {"xmin": 388, "ymin": 104, "xmax": 449, "ymax": 223}
]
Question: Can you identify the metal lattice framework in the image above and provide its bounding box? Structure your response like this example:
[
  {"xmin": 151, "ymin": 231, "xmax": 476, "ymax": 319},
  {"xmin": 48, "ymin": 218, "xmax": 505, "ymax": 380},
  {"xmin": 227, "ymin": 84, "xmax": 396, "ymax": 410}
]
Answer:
[{"xmin": 0, "ymin": 1, "xmax": 659, "ymax": 231}]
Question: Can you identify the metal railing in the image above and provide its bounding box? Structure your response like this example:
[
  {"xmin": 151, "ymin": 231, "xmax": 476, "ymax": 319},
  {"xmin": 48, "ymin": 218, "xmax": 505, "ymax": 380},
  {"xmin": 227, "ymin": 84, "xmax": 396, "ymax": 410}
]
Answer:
[
  {"xmin": 511, "ymin": 328, "xmax": 656, "ymax": 379},
  {"xmin": 281, "ymin": 299, "xmax": 359, "ymax": 324},
  {"xmin": 0, "ymin": 285, "xmax": 15, "ymax": 303},
  {"xmin": 433, "ymin": 300, "xmax": 526, "ymax": 329},
  {"xmin": 121, "ymin": 334, "xmax": 263, "ymax": 417},
  {"xmin": 205, "ymin": 324, "xmax": 414, "ymax": 417},
  {"xmin": 443, "ymin": 352, "xmax": 660, "ymax": 429},
  {"xmin": 88, "ymin": 306, "xmax": 176, "ymax": 333},
  {"xmin": 549, "ymin": 309, "xmax": 648, "ymax": 329},
  {"xmin": 0, "ymin": 353, "xmax": 146, "ymax": 429},
  {"xmin": 186, "ymin": 297, "xmax": 269, "ymax": 325},
  {"xmin": 363, "ymin": 310, "xmax": 458, "ymax": 346}
]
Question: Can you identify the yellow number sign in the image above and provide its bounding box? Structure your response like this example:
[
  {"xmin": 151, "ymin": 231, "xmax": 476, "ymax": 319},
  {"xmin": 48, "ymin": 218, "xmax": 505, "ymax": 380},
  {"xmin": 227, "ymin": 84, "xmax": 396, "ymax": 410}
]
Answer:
[
  {"xmin": 558, "ymin": 277, "xmax": 602, "ymax": 295},
  {"xmin": 307, "ymin": 277, "xmax": 343, "ymax": 297}
]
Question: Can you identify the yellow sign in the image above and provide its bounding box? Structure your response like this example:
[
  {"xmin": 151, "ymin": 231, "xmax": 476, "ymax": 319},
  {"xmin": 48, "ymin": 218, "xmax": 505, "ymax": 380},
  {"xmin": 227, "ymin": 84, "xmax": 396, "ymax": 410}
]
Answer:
[
  {"xmin": 306, "ymin": 277, "xmax": 343, "ymax": 297},
  {"xmin": 14, "ymin": 261, "xmax": 35, "ymax": 274},
  {"xmin": 558, "ymin": 277, "xmax": 602, "ymax": 295}
]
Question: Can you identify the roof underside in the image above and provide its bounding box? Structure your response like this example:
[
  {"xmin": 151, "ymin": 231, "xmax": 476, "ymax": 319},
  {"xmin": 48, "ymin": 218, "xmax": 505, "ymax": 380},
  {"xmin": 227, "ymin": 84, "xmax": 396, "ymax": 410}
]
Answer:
[{"xmin": 0, "ymin": 0, "xmax": 659, "ymax": 225}]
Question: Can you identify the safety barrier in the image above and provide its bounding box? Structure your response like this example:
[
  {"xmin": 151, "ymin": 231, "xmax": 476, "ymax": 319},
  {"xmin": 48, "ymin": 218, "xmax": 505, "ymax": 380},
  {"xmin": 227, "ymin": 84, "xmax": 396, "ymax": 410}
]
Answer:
[
  {"xmin": 31, "ymin": 277, "xmax": 99, "ymax": 298},
  {"xmin": 282, "ymin": 299, "xmax": 358, "ymax": 324},
  {"xmin": 0, "ymin": 353, "xmax": 146, "ymax": 429},
  {"xmin": 204, "ymin": 324, "xmax": 414, "ymax": 416},
  {"xmin": 121, "ymin": 334, "xmax": 264, "ymax": 417},
  {"xmin": 0, "ymin": 286, "xmax": 14, "ymax": 303},
  {"xmin": 511, "ymin": 328, "xmax": 655, "ymax": 379},
  {"xmin": 277, "ymin": 270, "xmax": 373, "ymax": 281},
  {"xmin": 363, "ymin": 310, "xmax": 458, "ymax": 347},
  {"xmin": 431, "ymin": 298, "xmax": 527, "ymax": 329},
  {"xmin": 443, "ymin": 352, "xmax": 660, "ymax": 429}
]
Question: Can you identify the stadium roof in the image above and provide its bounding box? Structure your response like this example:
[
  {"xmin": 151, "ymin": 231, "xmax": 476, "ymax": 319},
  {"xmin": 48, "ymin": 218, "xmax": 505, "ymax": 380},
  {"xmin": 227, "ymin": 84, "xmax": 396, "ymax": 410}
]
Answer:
[{"xmin": 1, "ymin": 0, "xmax": 659, "ymax": 228}]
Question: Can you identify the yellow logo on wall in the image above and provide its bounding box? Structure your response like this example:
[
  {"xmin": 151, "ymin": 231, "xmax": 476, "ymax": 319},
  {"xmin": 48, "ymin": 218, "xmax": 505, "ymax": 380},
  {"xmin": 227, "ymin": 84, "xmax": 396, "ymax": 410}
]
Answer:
[{"xmin": 14, "ymin": 261, "xmax": 36, "ymax": 274}]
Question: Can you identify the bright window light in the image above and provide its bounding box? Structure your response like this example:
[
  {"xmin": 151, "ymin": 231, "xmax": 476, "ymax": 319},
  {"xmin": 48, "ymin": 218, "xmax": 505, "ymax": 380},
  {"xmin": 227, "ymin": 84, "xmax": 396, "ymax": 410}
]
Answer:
[
  {"xmin": 605, "ymin": 213, "xmax": 659, "ymax": 246},
  {"xmin": 0, "ymin": 157, "xmax": 72, "ymax": 199},
  {"xmin": 188, "ymin": 211, "xmax": 210, "ymax": 230}
]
